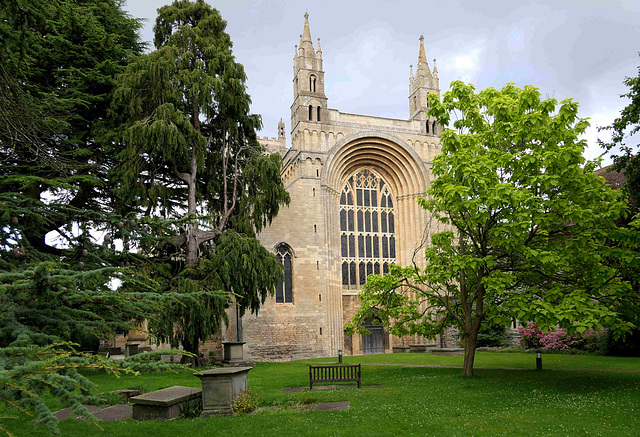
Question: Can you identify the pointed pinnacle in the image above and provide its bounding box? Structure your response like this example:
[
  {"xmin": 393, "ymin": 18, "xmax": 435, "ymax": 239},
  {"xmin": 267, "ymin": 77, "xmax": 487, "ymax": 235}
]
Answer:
[
  {"xmin": 418, "ymin": 35, "xmax": 427, "ymax": 65},
  {"xmin": 302, "ymin": 12, "xmax": 312, "ymax": 43}
]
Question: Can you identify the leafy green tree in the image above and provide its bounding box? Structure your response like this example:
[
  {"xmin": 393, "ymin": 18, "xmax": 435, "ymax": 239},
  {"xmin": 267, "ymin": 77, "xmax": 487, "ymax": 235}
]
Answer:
[
  {"xmin": 600, "ymin": 54, "xmax": 640, "ymax": 211},
  {"xmin": 109, "ymin": 0, "xmax": 289, "ymax": 364},
  {"xmin": 597, "ymin": 55, "xmax": 640, "ymax": 356},
  {"xmin": 349, "ymin": 82, "xmax": 635, "ymax": 377}
]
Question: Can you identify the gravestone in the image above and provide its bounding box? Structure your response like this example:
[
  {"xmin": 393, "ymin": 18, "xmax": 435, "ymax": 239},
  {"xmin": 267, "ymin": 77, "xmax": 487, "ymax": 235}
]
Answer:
[
  {"xmin": 196, "ymin": 367, "xmax": 252, "ymax": 416},
  {"xmin": 131, "ymin": 386, "xmax": 202, "ymax": 420}
]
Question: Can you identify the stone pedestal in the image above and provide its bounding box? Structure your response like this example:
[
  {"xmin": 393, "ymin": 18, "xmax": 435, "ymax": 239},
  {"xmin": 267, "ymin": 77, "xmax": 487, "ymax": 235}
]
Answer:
[
  {"xmin": 392, "ymin": 346, "xmax": 410, "ymax": 353},
  {"xmin": 196, "ymin": 367, "xmax": 252, "ymax": 416},
  {"xmin": 222, "ymin": 341, "xmax": 245, "ymax": 364}
]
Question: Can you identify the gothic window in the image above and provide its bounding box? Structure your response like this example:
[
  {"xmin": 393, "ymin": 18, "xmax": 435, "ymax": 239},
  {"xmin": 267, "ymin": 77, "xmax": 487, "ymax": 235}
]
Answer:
[
  {"xmin": 309, "ymin": 105, "xmax": 313, "ymax": 121},
  {"xmin": 426, "ymin": 121, "xmax": 430, "ymax": 134},
  {"xmin": 339, "ymin": 169, "xmax": 397, "ymax": 291},
  {"xmin": 432, "ymin": 121, "xmax": 437, "ymax": 135},
  {"xmin": 276, "ymin": 244, "xmax": 293, "ymax": 303},
  {"xmin": 310, "ymin": 75, "xmax": 316, "ymax": 92},
  {"xmin": 317, "ymin": 106, "xmax": 321, "ymax": 122}
]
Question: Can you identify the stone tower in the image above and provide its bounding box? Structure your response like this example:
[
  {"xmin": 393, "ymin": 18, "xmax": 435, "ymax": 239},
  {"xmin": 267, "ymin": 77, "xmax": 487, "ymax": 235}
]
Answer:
[
  {"xmin": 409, "ymin": 35, "xmax": 440, "ymax": 135},
  {"xmin": 291, "ymin": 12, "xmax": 328, "ymax": 146}
]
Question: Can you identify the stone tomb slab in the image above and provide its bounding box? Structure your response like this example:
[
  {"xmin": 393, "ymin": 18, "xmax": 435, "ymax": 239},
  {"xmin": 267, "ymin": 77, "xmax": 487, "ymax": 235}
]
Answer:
[
  {"xmin": 432, "ymin": 348, "xmax": 464, "ymax": 356},
  {"xmin": 92, "ymin": 404, "xmax": 132, "ymax": 421},
  {"xmin": 131, "ymin": 386, "xmax": 202, "ymax": 420},
  {"xmin": 196, "ymin": 366, "xmax": 252, "ymax": 417},
  {"xmin": 313, "ymin": 401, "xmax": 350, "ymax": 411},
  {"xmin": 50, "ymin": 405, "xmax": 102, "ymax": 421}
]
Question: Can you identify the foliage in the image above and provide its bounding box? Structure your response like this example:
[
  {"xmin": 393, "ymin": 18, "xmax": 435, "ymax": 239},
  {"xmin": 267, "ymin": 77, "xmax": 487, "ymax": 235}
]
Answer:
[
  {"xmin": 606, "ymin": 328, "xmax": 640, "ymax": 357},
  {"xmin": 178, "ymin": 397, "xmax": 202, "ymax": 419},
  {"xmin": 230, "ymin": 390, "xmax": 257, "ymax": 414},
  {"xmin": 0, "ymin": 1, "xmax": 197, "ymax": 435},
  {"xmin": 600, "ymin": 53, "xmax": 640, "ymax": 211},
  {"xmin": 598, "ymin": 55, "xmax": 640, "ymax": 358},
  {"xmin": 519, "ymin": 324, "xmax": 609, "ymax": 354},
  {"xmin": 475, "ymin": 323, "xmax": 509, "ymax": 348},
  {"xmin": 0, "ymin": 342, "xmax": 137, "ymax": 436},
  {"xmin": 109, "ymin": 0, "xmax": 289, "ymax": 364},
  {"xmin": 519, "ymin": 324, "xmax": 543, "ymax": 350},
  {"xmin": 348, "ymin": 81, "xmax": 636, "ymax": 377}
]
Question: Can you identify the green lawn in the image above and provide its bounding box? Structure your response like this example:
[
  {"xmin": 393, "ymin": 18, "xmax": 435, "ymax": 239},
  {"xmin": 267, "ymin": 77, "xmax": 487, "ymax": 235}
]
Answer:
[{"xmin": 2, "ymin": 352, "xmax": 639, "ymax": 437}]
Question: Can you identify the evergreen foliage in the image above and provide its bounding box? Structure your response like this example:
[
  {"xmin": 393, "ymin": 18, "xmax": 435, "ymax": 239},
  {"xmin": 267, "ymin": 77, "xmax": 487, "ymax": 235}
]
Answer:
[
  {"xmin": 348, "ymin": 82, "xmax": 639, "ymax": 377},
  {"xmin": 109, "ymin": 0, "xmax": 289, "ymax": 364},
  {"xmin": 0, "ymin": 1, "xmax": 189, "ymax": 434}
]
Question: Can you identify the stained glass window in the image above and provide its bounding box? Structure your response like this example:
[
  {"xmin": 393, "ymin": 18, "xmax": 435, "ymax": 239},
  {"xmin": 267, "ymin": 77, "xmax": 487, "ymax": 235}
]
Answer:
[
  {"xmin": 339, "ymin": 169, "xmax": 396, "ymax": 291},
  {"xmin": 276, "ymin": 244, "xmax": 293, "ymax": 303}
]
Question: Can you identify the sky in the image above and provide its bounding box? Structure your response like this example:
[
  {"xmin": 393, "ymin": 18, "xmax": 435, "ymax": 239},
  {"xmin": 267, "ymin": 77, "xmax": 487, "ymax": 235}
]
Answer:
[{"xmin": 123, "ymin": 0, "xmax": 640, "ymax": 165}]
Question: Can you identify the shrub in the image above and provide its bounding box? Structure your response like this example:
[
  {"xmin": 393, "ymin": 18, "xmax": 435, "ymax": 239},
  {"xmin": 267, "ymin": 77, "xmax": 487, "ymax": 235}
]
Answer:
[
  {"xmin": 476, "ymin": 323, "xmax": 509, "ymax": 348},
  {"xmin": 231, "ymin": 390, "xmax": 257, "ymax": 414},
  {"xmin": 518, "ymin": 324, "xmax": 608, "ymax": 354},
  {"xmin": 519, "ymin": 324, "xmax": 543, "ymax": 349},
  {"xmin": 178, "ymin": 398, "xmax": 202, "ymax": 419}
]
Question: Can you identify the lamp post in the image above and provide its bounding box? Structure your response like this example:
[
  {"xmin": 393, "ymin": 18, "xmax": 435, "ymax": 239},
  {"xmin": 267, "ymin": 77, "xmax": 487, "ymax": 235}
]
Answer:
[
  {"xmin": 338, "ymin": 349, "xmax": 343, "ymax": 364},
  {"xmin": 536, "ymin": 350, "xmax": 542, "ymax": 370}
]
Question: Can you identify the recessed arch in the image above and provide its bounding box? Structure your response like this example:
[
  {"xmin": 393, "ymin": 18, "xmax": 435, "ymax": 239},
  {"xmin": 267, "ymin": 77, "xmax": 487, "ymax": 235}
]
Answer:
[{"xmin": 322, "ymin": 131, "xmax": 429, "ymax": 197}]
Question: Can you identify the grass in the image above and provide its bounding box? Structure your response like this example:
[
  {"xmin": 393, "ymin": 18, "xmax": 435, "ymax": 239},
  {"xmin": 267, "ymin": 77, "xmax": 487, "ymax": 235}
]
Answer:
[{"xmin": 2, "ymin": 352, "xmax": 639, "ymax": 436}]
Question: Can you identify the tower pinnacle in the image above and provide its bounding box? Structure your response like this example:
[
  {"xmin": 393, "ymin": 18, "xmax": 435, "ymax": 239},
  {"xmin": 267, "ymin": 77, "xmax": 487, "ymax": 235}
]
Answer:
[{"xmin": 302, "ymin": 12, "xmax": 312, "ymax": 45}]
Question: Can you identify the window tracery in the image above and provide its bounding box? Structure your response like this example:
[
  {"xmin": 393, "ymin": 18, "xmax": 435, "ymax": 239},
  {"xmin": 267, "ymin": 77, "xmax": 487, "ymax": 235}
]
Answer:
[
  {"xmin": 276, "ymin": 244, "xmax": 293, "ymax": 303},
  {"xmin": 339, "ymin": 169, "xmax": 396, "ymax": 291}
]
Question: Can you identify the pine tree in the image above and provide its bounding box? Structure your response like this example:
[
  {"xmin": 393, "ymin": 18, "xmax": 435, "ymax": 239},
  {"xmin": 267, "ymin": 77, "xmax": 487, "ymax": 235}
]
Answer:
[
  {"xmin": 0, "ymin": 1, "xmax": 174, "ymax": 434},
  {"xmin": 109, "ymin": 0, "xmax": 289, "ymax": 365}
]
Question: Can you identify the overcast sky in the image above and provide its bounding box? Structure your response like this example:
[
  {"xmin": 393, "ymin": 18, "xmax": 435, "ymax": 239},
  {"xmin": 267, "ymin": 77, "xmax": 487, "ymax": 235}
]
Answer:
[{"xmin": 123, "ymin": 0, "xmax": 640, "ymax": 165}]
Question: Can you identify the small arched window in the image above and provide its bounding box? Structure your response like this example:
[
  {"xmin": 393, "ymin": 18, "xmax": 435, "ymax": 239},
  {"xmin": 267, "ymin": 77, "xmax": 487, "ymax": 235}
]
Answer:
[
  {"xmin": 317, "ymin": 106, "xmax": 321, "ymax": 122},
  {"xmin": 426, "ymin": 121, "xmax": 429, "ymax": 134},
  {"xmin": 276, "ymin": 244, "xmax": 293, "ymax": 303},
  {"xmin": 432, "ymin": 121, "xmax": 437, "ymax": 135},
  {"xmin": 413, "ymin": 96, "xmax": 417, "ymax": 112},
  {"xmin": 309, "ymin": 105, "xmax": 313, "ymax": 121},
  {"xmin": 309, "ymin": 75, "xmax": 316, "ymax": 92}
]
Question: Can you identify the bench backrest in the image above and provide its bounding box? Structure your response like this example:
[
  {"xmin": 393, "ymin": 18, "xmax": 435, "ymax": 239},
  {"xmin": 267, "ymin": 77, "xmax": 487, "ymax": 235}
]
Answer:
[{"xmin": 309, "ymin": 364, "xmax": 361, "ymax": 381}]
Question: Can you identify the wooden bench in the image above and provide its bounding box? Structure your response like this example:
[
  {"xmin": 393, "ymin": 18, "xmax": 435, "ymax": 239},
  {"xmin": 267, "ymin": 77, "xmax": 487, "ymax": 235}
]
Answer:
[{"xmin": 309, "ymin": 364, "xmax": 361, "ymax": 389}]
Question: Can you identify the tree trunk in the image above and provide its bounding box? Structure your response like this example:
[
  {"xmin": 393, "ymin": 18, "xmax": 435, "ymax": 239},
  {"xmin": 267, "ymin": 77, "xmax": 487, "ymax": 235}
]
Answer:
[
  {"xmin": 182, "ymin": 338, "xmax": 201, "ymax": 367},
  {"xmin": 462, "ymin": 327, "xmax": 479, "ymax": 377}
]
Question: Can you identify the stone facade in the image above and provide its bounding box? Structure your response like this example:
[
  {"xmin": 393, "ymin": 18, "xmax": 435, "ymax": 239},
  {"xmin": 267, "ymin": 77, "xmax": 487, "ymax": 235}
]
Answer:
[
  {"xmin": 110, "ymin": 13, "xmax": 455, "ymax": 363},
  {"xmin": 232, "ymin": 14, "xmax": 453, "ymax": 362}
]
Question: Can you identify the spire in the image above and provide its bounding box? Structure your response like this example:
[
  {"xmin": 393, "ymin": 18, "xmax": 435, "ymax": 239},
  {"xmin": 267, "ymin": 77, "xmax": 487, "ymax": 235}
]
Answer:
[
  {"xmin": 432, "ymin": 58, "xmax": 438, "ymax": 78},
  {"xmin": 418, "ymin": 35, "xmax": 427, "ymax": 65},
  {"xmin": 417, "ymin": 35, "xmax": 432, "ymax": 77},
  {"xmin": 302, "ymin": 12, "xmax": 313, "ymax": 46}
]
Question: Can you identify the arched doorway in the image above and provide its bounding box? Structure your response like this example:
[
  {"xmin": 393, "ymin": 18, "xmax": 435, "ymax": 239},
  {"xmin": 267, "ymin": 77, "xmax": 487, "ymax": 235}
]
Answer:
[{"xmin": 362, "ymin": 317, "xmax": 385, "ymax": 354}]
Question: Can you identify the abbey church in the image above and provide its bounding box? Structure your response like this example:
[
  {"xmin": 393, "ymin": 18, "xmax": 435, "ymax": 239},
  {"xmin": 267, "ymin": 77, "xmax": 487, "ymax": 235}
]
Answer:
[{"xmin": 226, "ymin": 13, "xmax": 449, "ymax": 361}]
